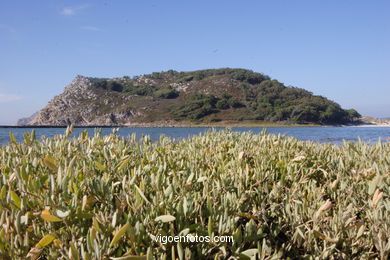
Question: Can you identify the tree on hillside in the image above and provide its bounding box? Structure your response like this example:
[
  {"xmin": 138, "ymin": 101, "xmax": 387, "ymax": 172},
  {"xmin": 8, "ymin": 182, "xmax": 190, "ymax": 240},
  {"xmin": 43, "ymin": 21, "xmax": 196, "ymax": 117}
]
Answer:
[{"xmin": 346, "ymin": 109, "xmax": 361, "ymax": 121}]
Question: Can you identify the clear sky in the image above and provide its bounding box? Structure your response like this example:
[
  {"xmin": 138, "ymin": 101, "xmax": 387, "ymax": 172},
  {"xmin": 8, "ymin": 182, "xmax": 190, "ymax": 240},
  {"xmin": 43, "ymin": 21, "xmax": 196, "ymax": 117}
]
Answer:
[{"xmin": 0, "ymin": 0, "xmax": 389, "ymax": 124}]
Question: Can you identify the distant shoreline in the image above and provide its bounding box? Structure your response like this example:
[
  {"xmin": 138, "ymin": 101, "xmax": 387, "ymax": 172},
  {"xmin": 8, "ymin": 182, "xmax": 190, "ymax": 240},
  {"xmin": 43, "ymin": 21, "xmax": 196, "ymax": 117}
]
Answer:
[
  {"xmin": 345, "ymin": 123, "xmax": 390, "ymax": 127},
  {"xmin": 1, "ymin": 121, "xmax": 390, "ymax": 128},
  {"xmin": 0, "ymin": 124, "xmax": 318, "ymax": 128}
]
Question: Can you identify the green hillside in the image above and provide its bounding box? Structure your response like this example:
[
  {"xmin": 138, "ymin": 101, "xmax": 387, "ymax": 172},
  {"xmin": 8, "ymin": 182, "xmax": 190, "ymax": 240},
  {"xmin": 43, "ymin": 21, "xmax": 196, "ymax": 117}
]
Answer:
[{"xmin": 89, "ymin": 68, "xmax": 360, "ymax": 124}]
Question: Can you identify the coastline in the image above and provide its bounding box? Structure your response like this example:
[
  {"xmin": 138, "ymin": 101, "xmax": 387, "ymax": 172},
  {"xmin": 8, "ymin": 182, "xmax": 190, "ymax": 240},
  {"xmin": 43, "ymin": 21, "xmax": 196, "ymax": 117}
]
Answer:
[
  {"xmin": 2, "ymin": 123, "xmax": 390, "ymax": 129},
  {"xmin": 2, "ymin": 118, "xmax": 390, "ymax": 128},
  {"xmin": 345, "ymin": 117, "xmax": 390, "ymax": 127},
  {"xmin": 0, "ymin": 122, "xmax": 323, "ymax": 128},
  {"xmin": 346, "ymin": 123, "xmax": 390, "ymax": 127}
]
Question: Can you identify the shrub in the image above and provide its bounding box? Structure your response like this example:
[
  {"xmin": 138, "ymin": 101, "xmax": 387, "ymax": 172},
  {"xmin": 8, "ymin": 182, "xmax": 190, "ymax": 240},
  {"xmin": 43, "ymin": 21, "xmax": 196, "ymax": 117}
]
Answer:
[
  {"xmin": 216, "ymin": 99, "xmax": 229, "ymax": 109},
  {"xmin": 107, "ymin": 81, "xmax": 124, "ymax": 92},
  {"xmin": 153, "ymin": 87, "xmax": 179, "ymax": 99},
  {"xmin": 171, "ymin": 94, "xmax": 218, "ymax": 119},
  {"xmin": 91, "ymin": 79, "xmax": 124, "ymax": 92},
  {"xmin": 346, "ymin": 109, "xmax": 362, "ymax": 121},
  {"xmin": 176, "ymin": 76, "xmax": 194, "ymax": 83},
  {"xmin": 1, "ymin": 129, "xmax": 388, "ymax": 259},
  {"xmin": 125, "ymin": 85, "xmax": 157, "ymax": 96}
]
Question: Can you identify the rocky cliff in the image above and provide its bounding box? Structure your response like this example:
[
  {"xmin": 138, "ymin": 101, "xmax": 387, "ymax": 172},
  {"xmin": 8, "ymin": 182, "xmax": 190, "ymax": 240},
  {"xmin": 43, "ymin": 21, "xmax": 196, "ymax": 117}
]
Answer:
[
  {"xmin": 22, "ymin": 76, "xmax": 142, "ymax": 126},
  {"xmin": 19, "ymin": 68, "xmax": 361, "ymax": 126}
]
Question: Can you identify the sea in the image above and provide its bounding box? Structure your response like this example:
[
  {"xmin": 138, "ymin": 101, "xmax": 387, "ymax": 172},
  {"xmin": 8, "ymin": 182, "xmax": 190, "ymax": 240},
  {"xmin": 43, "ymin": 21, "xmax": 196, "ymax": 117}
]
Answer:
[{"xmin": 1, "ymin": 126, "xmax": 390, "ymax": 146}]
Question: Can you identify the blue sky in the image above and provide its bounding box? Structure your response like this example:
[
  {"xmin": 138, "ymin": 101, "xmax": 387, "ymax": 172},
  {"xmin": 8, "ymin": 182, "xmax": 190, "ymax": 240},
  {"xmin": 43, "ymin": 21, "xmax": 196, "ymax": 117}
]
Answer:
[{"xmin": 0, "ymin": 0, "xmax": 389, "ymax": 124}]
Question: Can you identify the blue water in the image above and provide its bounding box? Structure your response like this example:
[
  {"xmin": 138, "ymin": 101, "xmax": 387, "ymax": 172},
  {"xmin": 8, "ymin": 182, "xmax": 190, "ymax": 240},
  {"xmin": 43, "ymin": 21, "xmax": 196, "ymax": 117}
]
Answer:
[{"xmin": 1, "ymin": 127, "xmax": 390, "ymax": 146}]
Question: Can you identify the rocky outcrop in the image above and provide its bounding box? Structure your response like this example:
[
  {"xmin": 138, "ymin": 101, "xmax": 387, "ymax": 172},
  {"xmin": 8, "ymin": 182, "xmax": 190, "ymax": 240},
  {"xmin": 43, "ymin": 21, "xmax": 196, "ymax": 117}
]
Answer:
[
  {"xmin": 24, "ymin": 76, "xmax": 141, "ymax": 126},
  {"xmin": 17, "ymin": 112, "xmax": 38, "ymax": 126}
]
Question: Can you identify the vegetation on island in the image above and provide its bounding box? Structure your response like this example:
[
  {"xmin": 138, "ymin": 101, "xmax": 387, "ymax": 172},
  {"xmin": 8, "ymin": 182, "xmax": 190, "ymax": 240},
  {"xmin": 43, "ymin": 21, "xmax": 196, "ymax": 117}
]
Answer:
[
  {"xmin": 0, "ymin": 128, "xmax": 389, "ymax": 259},
  {"xmin": 85, "ymin": 68, "xmax": 360, "ymax": 125}
]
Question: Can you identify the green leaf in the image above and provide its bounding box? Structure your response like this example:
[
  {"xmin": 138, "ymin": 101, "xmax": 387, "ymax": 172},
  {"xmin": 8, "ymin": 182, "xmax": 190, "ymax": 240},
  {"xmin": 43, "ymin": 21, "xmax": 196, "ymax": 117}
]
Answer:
[
  {"xmin": 69, "ymin": 241, "xmax": 80, "ymax": 260},
  {"xmin": 146, "ymin": 247, "xmax": 153, "ymax": 260},
  {"xmin": 118, "ymin": 157, "xmax": 131, "ymax": 171},
  {"xmin": 0, "ymin": 185, "xmax": 7, "ymax": 200},
  {"xmin": 10, "ymin": 190, "xmax": 21, "ymax": 209},
  {"xmin": 110, "ymin": 223, "xmax": 130, "ymax": 247},
  {"xmin": 43, "ymin": 156, "xmax": 58, "ymax": 172},
  {"xmin": 134, "ymin": 185, "xmax": 150, "ymax": 204},
  {"xmin": 35, "ymin": 234, "xmax": 56, "ymax": 248},
  {"xmin": 9, "ymin": 132, "xmax": 17, "ymax": 144},
  {"xmin": 208, "ymin": 216, "xmax": 213, "ymax": 237},
  {"xmin": 95, "ymin": 161, "xmax": 106, "ymax": 171}
]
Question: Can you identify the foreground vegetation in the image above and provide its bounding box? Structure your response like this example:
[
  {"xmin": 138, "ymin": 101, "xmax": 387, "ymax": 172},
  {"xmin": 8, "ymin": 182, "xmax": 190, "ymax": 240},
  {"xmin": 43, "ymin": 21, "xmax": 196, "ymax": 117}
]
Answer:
[{"xmin": 0, "ymin": 128, "xmax": 389, "ymax": 259}]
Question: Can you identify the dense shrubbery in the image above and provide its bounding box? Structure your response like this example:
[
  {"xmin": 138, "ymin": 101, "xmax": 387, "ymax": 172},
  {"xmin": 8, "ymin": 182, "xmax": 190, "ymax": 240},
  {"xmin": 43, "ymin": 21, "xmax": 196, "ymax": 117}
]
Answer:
[
  {"xmin": 90, "ymin": 78, "xmax": 180, "ymax": 99},
  {"xmin": 216, "ymin": 93, "xmax": 243, "ymax": 110},
  {"xmin": 153, "ymin": 87, "xmax": 179, "ymax": 99},
  {"xmin": 171, "ymin": 93, "xmax": 242, "ymax": 120},
  {"xmin": 176, "ymin": 76, "xmax": 194, "ymax": 83},
  {"xmin": 1, "ymin": 129, "xmax": 389, "ymax": 259},
  {"xmin": 173, "ymin": 68, "xmax": 270, "ymax": 84},
  {"xmin": 242, "ymin": 80, "xmax": 360, "ymax": 123},
  {"xmin": 89, "ymin": 78, "xmax": 124, "ymax": 92},
  {"xmin": 88, "ymin": 69, "xmax": 361, "ymax": 124},
  {"xmin": 171, "ymin": 94, "xmax": 218, "ymax": 119},
  {"xmin": 126, "ymin": 85, "xmax": 157, "ymax": 96}
]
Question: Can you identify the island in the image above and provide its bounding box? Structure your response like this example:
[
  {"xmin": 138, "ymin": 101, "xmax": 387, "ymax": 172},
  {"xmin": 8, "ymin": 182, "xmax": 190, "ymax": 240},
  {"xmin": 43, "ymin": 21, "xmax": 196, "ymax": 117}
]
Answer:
[{"xmin": 18, "ymin": 68, "xmax": 361, "ymax": 126}]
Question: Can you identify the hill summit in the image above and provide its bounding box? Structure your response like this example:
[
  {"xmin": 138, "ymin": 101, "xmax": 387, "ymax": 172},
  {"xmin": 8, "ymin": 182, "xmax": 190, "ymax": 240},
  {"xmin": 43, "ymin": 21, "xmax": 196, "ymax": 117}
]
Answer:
[{"xmin": 19, "ymin": 68, "xmax": 360, "ymax": 126}]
